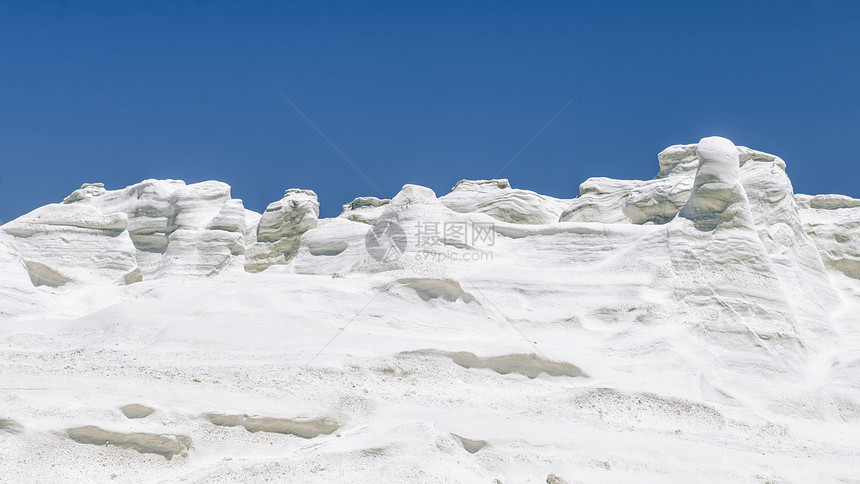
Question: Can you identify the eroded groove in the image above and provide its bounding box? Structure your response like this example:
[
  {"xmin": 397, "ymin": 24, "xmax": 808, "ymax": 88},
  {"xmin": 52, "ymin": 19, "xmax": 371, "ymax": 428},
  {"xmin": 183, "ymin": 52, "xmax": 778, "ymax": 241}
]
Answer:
[
  {"xmin": 67, "ymin": 426, "xmax": 191, "ymax": 460},
  {"xmin": 402, "ymin": 350, "xmax": 587, "ymax": 379},
  {"xmin": 204, "ymin": 413, "xmax": 339, "ymax": 438},
  {"xmin": 395, "ymin": 278, "xmax": 476, "ymax": 303}
]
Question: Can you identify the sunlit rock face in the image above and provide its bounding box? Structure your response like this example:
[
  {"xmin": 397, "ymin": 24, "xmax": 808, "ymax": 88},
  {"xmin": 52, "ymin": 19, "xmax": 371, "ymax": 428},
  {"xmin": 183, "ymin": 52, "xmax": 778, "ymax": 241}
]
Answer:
[
  {"xmin": 796, "ymin": 193, "xmax": 860, "ymax": 280},
  {"xmin": 244, "ymin": 188, "xmax": 320, "ymax": 273},
  {"xmin": 621, "ymin": 145, "xmax": 699, "ymax": 225},
  {"xmin": 679, "ymin": 136, "xmax": 745, "ymax": 227},
  {"xmin": 339, "ymin": 196, "xmax": 390, "ymax": 225},
  {"xmin": 0, "ymin": 137, "xmax": 858, "ymax": 482},
  {"xmin": 0, "ymin": 236, "xmax": 44, "ymax": 317},
  {"xmin": 58, "ymin": 179, "xmax": 249, "ymax": 278},
  {"xmin": 560, "ymin": 177, "xmax": 638, "ymax": 224},
  {"xmin": 440, "ymin": 179, "xmax": 571, "ymax": 224},
  {"xmin": 1, "ymin": 180, "xmax": 322, "ymax": 280},
  {"xmin": 1, "ymin": 202, "xmax": 140, "ymax": 286}
]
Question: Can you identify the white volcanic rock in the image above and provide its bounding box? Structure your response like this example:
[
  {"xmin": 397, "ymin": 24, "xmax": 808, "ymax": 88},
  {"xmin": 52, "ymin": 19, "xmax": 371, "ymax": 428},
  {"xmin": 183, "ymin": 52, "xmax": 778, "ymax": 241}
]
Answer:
[
  {"xmin": 560, "ymin": 177, "xmax": 638, "ymax": 223},
  {"xmin": 292, "ymin": 185, "xmax": 484, "ymax": 277},
  {"xmin": 1, "ymin": 202, "xmax": 141, "ymax": 285},
  {"xmin": 62, "ymin": 182, "xmax": 108, "ymax": 203},
  {"xmin": 373, "ymin": 183, "xmax": 453, "ymax": 263},
  {"xmin": 0, "ymin": 236, "xmax": 43, "ymax": 317},
  {"xmin": 156, "ymin": 182, "xmax": 247, "ymax": 277},
  {"xmin": 622, "ymin": 142, "xmax": 789, "ymax": 226},
  {"xmin": 621, "ymin": 144, "xmax": 708, "ymax": 225},
  {"xmin": 679, "ymin": 136, "xmax": 747, "ymax": 228},
  {"xmin": 613, "ymin": 137, "xmax": 838, "ymax": 352},
  {"xmin": 666, "ymin": 208, "xmax": 809, "ymax": 373},
  {"xmin": 68, "ymin": 179, "xmax": 187, "ymax": 254},
  {"xmin": 1, "ymin": 138, "xmax": 859, "ymax": 482},
  {"xmin": 655, "ymin": 143, "xmax": 699, "ymax": 178},
  {"xmin": 291, "ymin": 183, "xmax": 503, "ymax": 277},
  {"xmin": 738, "ymin": 144, "xmax": 787, "ymax": 170},
  {"xmin": 800, "ymin": 193, "xmax": 860, "ymax": 210},
  {"xmin": 245, "ymin": 189, "xmax": 319, "ymax": 273},
  {"xmin": 439, "ymin": 179, "xmax": 570, "ymax": 224},
  {"xmin": 290, "ymin": 217, "xmax": 371, "ymax": 275},
  {"xmin": 61, "ymin": 179, "xmax": 254, "ymax": 278},
  {"xmin": 622, "ymin": 145, "xmax": 700, "ymax": 224},
  {"xmin": 740, "ymin": 156, "xmax": 839, "ymax": 342},
  {"xmin": 623, "ymin": 175, "xmax": 694, "ymax": 224},
  {"xmin": 242, "ymin": 208, "xmax": 262, "ymax": 246},
  {"xmin": 378, "ymin": 183, "xmax": 496, "ymax": 252},
  {"xmin": 616, "ymin": 143, "xmax": 699, "ymax": 225},
  {"xmin": 664, "ymin": 138, "xmax": 835, "ymax": 362},
  {"xmin": 338, "ymin": 196, "xmax": 390, "ymax": 225},
  {"xmin": 796, "ymin": 193, "xmax": 860, "ymax": 279}
]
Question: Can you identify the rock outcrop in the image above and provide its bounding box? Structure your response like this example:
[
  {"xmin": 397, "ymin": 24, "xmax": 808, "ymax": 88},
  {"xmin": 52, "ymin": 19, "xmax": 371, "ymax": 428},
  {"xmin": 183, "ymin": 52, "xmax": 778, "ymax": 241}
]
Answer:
[
  {"xmin": 1, "ymin": 136, "xmax": 858, "ymax": 482},
  {"xmin": 60, "ymin": 179, "xmax": 252, "ymax": 278},
  {"xmin": 439, "ymin": 179, "xmax": 570, "ymax": 224},
  {"xmin": 0, "ymin": 137, "xmax": 854, "ymax": 357},
  {"xmin": 621, "ymin": 144, "xmax": 698, "ymax": 224},
  {"xmin": 0, "ymin": 236, "xmax": 44, "ymax": 317},
  {"xmin": 796, "ymin": 194, "xmax": 860, "ymax": 279},
  {"xmin": 0, "ymin": 180, "xmax": 325, "ymax": 284},
  {"xmin": 338, "ymin": 196, "xmax": 390, "ymax": 225},
  {"xmin": 244, "ymin": 189, "xmax": 319, "ymax": 273},
  {"xmin": 1, "ymin": 202, "xmax": 141, "ymax": 285},
  {"xmin": 560, "ymin": 177, "xmax": 638, "ymax": 223},
  {"xmin": 679, "ymin": 136, "xmax": 747, "ymax": 228}
]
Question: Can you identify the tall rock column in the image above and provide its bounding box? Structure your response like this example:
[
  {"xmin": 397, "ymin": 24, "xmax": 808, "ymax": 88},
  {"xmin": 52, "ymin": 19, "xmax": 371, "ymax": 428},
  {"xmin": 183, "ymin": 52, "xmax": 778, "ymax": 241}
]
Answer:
[
  {"xmin": 668, "ymin": 136, "xmax": 805, "ymax": 378},
  {"xmin": 680, "ymin": 136, "xmax": 747, "ymax": 229}
]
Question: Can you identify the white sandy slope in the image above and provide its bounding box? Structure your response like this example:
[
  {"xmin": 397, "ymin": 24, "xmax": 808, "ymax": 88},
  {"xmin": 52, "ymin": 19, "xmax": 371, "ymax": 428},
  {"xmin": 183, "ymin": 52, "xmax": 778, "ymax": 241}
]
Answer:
[{"xmin": 1, "ymin": 137, "xmax": 859, "ymax": 483}]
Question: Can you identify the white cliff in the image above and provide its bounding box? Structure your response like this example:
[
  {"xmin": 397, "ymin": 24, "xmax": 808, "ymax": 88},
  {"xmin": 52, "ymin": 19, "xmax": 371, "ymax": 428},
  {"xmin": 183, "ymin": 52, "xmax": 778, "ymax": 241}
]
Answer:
[
  {"xmin": 796, "ymin": 193, "xmax": 860, "ymax": 280},
  {"xmin": 0, "ymin": 137, "xmax": 858, "ymax": 483}
]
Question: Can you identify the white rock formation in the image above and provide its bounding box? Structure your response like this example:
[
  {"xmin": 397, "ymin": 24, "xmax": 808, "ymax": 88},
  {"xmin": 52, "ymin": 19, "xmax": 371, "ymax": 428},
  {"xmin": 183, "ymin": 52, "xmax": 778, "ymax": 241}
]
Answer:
[
  {"xmin": 0, "ymin": 137, "xmax": 858, "ymax": 483},
  {"xmin": 621, "ymin": 142, "xmax": 790, "ymax": 226},
  {"xmin": 679, "ymin": 136, "xmax": 747, "ymax": 227},
  {"xmin": 0, "ymin": 236, "xmax": 44, "ymax": 317},
  {"xmin": 338, "ymin": 196, "xmax": 390, "ymax": 225},
  {"xmin": 377, "ymin": 183, "xmax": 497, "ymax": 254},
  {"xmin": 439, "ymin": 179, "xmax": 570, "ymax": 224},
  {"xmin": 290, "ymin": 217, "xmax": 368, "ymax": 275},
  {"xmin": 560, "ymin": 177, "xmax": 638, "ymax": 223},
  {"xmin": 244, "ymin": 188, "xmax": 319, "ymax": 273},
  {"xmin": 60, "ymin": 179, "xmax": 252, "ymax": 278},
  {"xmin": 1, "ymin": 202, "xmax": 141, "ymax": 285},
  {"xmin": 1, "ymin": 180, "xmax": 328, "ymax": 282},
  {"xmin": 796, "ymin": 193, "xmax": 860, "ymax": 279}
]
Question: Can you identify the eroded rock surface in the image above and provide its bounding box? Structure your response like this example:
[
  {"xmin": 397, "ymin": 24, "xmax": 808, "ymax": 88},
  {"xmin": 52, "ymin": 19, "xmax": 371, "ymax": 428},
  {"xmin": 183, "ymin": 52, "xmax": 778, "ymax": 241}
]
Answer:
[
  {"xmin": 67, "ymin": 426, "xmax": 191, "ymax": 460},
  {"xmin": 204, "ymin": 413, "xmax": 338, "ymax": 438},
  {"xmin": 245, "ymin": 189, "xmax": 319, "ymax": 273}
]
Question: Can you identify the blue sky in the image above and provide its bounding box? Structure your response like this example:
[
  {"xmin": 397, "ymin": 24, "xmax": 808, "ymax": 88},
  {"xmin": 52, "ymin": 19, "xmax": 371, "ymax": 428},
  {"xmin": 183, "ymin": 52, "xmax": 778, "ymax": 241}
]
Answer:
[{"xmin": 2, "ymin": 1, "xmax": 858, "ymax": 221}]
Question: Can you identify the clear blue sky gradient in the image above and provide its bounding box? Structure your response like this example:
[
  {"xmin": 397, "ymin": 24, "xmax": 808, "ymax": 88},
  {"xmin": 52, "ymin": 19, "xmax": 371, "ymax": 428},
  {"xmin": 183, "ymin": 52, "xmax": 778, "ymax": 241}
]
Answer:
[{"xmin": 2, "ymin": 1, "xmax": 859, "ymax": 221}]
